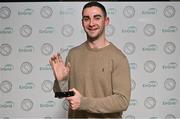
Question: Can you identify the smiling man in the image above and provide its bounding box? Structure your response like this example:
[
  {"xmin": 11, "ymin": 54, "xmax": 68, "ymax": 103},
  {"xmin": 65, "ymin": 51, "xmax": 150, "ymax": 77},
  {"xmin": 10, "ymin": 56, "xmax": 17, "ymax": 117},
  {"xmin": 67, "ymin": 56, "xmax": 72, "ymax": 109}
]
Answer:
[{"xmin": 49, "ymin": 1, "xmax": 131, "ymax": 118}]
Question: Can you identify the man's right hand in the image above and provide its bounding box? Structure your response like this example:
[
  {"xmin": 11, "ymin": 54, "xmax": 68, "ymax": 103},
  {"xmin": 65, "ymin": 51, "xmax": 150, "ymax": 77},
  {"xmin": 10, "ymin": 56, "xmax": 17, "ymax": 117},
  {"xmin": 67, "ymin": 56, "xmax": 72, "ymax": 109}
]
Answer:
[{"xmin": 49, "ymin": 53, "xmax": 70, "ymax": 80}]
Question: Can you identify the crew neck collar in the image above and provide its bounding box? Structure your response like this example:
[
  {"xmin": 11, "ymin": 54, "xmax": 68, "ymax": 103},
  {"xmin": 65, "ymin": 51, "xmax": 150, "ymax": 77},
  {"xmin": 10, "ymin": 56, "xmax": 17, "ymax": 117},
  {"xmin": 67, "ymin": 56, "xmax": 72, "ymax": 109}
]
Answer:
[{"xmin": 85, "ymin": 41, "xmax": 112, "ymax": 52}]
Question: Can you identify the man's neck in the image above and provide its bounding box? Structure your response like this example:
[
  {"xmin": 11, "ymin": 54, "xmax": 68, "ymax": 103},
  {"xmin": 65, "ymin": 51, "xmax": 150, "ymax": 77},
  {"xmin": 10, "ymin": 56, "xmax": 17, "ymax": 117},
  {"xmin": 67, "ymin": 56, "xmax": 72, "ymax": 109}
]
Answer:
[{"xmin": 87, "ymin": 37, "xmax": 110, "ymax": 49}]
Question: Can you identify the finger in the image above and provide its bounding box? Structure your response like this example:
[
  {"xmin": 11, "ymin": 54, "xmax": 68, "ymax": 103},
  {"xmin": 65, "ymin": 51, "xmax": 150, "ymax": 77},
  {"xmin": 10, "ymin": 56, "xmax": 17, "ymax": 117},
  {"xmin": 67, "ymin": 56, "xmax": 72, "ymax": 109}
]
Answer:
[
  {"xmin": 69, "ymin": 104, "xmax": 73, "ymax": 110},
  {"xmin": 57, "ymin": 53, "xmax": 63, "ymax": 62},
  {"xmin": 51, "ymin": 54, "xmax": 57, "ymax": 60},
  {"xmin": 57, "ymin": 52, "xmax": 62, "ymax": 59},
  {"xmin": 71, "ymin": 105, "xmax": 77, "ymax": 110},
  {"xmin": 66, "ymin": 97, "xmax": 72, "ymax": 101}
]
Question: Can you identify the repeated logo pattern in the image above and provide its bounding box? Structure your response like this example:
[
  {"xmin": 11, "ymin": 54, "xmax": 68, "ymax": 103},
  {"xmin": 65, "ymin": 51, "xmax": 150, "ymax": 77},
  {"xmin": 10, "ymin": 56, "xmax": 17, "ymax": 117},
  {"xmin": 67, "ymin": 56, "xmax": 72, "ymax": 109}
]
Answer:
[
  {"xmin": 144, "ymin": 97, "xmax": 156, "ymax": 109},
  {"xmin": 40, "ymin": 6, "xmax": 53, "ymax": 19},
  {"xmin": 20, "ymin": 62, "xmax": 33, "ymax": 74},
  {"xmin": 0, "ymin": 6, "xmax": 11, "ymax": 19},
  {"xmin": 123, "ymin": 6, "xmax": 135, "ymax": 18},
  {"xmin": 19, "ymin": 25, "xmax": 32, "ymax": 38},
  {"xmin": 0, "ymin": 2, "xmax": 179, "ymax": 119},
  {"xmin": 21, "ymin": 99, "xmax": 33, "ymax": 111},
  {"xmin": 41, "ymin": 43, "xmax": 53, "ymax": 56},
  {"xmin": 164, "ymin": 5, "xmax": 176, "ymax": 18},
  {"xmin": 0, "ymin": 80, "xmax": 12, "ymax": 93},
  {"xmin": 0, "ymin": 44, "xmax": 12, "ymax": 56},
  {"xmin": 41, "ymin": 80, "xmax": 53, "ymax": 92}
]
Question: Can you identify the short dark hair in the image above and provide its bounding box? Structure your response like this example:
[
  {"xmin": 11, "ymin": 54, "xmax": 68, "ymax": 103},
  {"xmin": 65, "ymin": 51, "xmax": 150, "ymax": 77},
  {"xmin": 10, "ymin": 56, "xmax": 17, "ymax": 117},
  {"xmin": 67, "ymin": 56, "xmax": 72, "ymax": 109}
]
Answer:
[{"xmin": 82, "ymin": 1, "xmax": 107, "ymax": 17}]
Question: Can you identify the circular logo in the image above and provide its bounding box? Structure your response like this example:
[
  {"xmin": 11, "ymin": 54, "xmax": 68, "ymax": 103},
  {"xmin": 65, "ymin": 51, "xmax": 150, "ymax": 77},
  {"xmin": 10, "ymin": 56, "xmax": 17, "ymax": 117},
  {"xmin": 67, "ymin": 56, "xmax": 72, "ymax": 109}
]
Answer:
[
  {"xmin": 62, "ymin": 99, "xmax": 69, "ymax": 111},
  {"xmin": 123, "ymin": 6, "xmax": 135, "ymax": 18},
  {"xmin": 105, "ymin": 24, "xmax": 115, "ymax": 37},
  {"xmin": 20, "ymin": 62, "xmax": 33, "ymax": 74},
  {"xmin": 144, "ymin": 97, "xmax": 156, "ymax": 109},
  {"xmin": 123, "ymin": 42, "xmax": 136, "ymax": 55},
  {"xmin": 165, "ymin": 114, "xmax": 176, "ymax": 119},
  {"xmin": 144, "ymin": 24, "xmax": 156, "ymax": 36},
  {"xmin": 144, "ymin": 60, "xmax": 156, "ymax": 73},
  {"xmin": 61, "ymin": 24, "xmax": 74, "ymax": 37},
  {"xmin": 164, "ymin": 6, "xmax": 176, "ymax": 18},
  {"xmin": 0, "ymin": 6, "xmax": 11, "ymax": 19},
  {"xmin": 41, "ymin": 80, "xmax": 53, "ymax": 92},
  {"xmin": 0, "ymin": 80, "xmax": 12, "ymax": 93},
  {"xmin": 125, "ymin": 115, "xmax": 135, "ymax": 119},
  {"xmin": 163, "ymin": 42, "xmax": 176, "ymax": 55},
  {"xmin": 164, "ymin": 78, "xmax": 176, "ymax": 91},
  {"xmin": 19, "ymin": 25, "xmax": 32, "ymax": 38},
  {"xmin": 40, "ymin": 6, "xmax": 53, "ymax": 19},
  {"xmin": 21, "ymin": 99, "xmax": 33, "ymax": 111},
  {"xmin": 0, "ymin": 43, "xmax": 12, "ymax": 56},
  {"xmin": 131, "ymin": 80, "xmax": 136, "ymax": 91},
  {"xmin": 41, "ymin": 43, "xmax": 53, "ymax": 56}
]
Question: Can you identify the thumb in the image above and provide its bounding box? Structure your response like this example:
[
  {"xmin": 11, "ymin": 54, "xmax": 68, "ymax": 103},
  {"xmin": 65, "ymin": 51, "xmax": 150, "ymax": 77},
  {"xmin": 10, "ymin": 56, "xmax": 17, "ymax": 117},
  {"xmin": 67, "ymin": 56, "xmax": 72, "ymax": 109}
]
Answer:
[
  {"xmin": 69, "ymin": 88, "xmax": 79, "ymax": 95},
  {"xmin": 69, "ymin": 88, "xmax": 76, "ymax": 92}
]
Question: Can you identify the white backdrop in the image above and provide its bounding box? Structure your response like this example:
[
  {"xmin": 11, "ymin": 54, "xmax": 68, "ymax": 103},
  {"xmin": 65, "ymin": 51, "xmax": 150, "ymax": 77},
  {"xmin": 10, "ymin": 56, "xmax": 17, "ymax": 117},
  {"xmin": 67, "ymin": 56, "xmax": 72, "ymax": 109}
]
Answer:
[{"xmin": 0, "ymin": 2, "xmax": 179, "ymax": 119}]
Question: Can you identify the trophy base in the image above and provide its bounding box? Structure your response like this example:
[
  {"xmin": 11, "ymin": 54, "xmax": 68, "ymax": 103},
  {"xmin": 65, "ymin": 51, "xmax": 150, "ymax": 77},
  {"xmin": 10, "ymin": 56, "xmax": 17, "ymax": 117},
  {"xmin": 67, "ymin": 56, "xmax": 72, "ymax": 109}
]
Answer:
[{"xmin": 55, "ymin": 91, "xmax": 75, "ymax": 98}]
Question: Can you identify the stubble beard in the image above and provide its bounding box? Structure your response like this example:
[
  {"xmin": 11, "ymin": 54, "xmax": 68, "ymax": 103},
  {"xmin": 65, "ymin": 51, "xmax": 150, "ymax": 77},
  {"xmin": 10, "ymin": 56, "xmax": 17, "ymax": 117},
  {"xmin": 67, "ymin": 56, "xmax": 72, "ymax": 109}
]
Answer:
[{"xmin": 86, "ymin": 28, "xmax": 105, "ymax": 43}]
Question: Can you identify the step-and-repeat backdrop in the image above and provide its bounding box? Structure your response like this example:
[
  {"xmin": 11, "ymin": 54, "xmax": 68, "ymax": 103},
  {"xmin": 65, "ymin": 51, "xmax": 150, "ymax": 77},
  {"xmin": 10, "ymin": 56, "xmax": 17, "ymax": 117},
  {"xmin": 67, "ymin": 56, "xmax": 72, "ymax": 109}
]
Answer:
[{"xmin": 0, "ymin": 2, "xmax": 179, "ymax": 119}]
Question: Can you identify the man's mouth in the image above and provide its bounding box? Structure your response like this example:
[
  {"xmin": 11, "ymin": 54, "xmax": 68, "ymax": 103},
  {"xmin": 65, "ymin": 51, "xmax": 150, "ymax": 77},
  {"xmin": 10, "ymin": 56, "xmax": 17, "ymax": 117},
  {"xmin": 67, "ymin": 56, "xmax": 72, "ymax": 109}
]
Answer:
[{"xmin": 88, "ymin": 28, "xmax": 98, "ymax": 32}]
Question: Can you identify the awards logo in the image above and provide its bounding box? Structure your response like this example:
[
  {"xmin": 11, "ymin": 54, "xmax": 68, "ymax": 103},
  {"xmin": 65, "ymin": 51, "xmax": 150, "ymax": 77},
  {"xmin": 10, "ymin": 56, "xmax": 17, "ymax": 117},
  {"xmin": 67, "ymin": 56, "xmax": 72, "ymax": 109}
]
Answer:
[
  {"xmin": 41, "ymin": 80, "xmax": 53, "ymax": 92},
  {"xmin": 20, "ymin": 62, "xmax": 33, "ymax": 74},
  {"xmin": 163, "ymin": 42, "xmax": 176, "ymax": 55},
  {"xmin": 164, "ymin": 78, "xmax": 176, "ymax": 91},
  {"xmin": 41, "ymin": 43, "xmax": 53, "ymax": 56},
  {"xmin": 144, "ymin": 60, "xmax": 156, "ymax": 73},
  {"xmin": 19, "ymin": 25, "xmax": 32, "ymax": 38},
  {"xmin": 0, "ymin": 43, "xmax": 12, "ymax": 56},
  {"xmin": 61, "ymin": 24, "xmax": 74, "ymax": 37},
  {"xmin": 123, "ymin": 6, "xmax": 135, "ymax": 18},
  {"xmin": 144, "ymin": 97, "xmax": 156, "ymax": 109},
  {"xmin": 0, "ymin": 6, "xmax": 11, "ymax": 19},
  {"xmin": 105, "ymin": 24, "xmax": 115, "ymax": 37},
  {"xmin": 0, "ymin": 80, "xmax": 12, "ymax": 93},
  {"xmin": 21, "ymin": 99, "xmax": 33, "ymax": 111},
  {"xmin": 40, "ymin": 6, "xmax": 53, "ymax": 19},
  {"xmin": 123, "ymin": 42, "xmax": 136, "ymax": 55},
  {"xmin": 164, "ymin": 6, "xmax": 176, "ymax": 18},
  {"xmin": 144, "ymin": 24, "xmax": 156, "ymax": 37}
]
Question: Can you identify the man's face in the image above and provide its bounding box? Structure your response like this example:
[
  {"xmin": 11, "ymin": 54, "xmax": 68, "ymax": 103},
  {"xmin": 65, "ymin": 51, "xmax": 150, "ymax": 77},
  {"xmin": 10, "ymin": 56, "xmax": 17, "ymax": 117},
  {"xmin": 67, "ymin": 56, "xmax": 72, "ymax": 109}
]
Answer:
[{"xmin": 82, "ymin": 6, "xmax": 109, "ymax": 41}]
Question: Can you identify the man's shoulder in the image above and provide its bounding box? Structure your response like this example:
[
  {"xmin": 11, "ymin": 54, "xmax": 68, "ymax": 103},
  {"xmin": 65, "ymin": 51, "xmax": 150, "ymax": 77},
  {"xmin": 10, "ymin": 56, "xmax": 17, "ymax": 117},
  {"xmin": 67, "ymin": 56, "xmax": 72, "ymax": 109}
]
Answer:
[
  {"xmin": 69, "ymin": 42, "xmax": 87, "ymax": 54},
  {"xmin": 109, "ymin": 42, "xmax": 127, "ymax": 59}
]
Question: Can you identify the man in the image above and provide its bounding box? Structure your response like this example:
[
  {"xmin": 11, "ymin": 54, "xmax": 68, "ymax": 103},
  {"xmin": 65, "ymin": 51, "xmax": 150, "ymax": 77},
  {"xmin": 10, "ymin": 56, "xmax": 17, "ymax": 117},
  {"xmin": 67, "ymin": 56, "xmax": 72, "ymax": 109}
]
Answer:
[{"xmin": 49, "ymin": 1, "xmax": 131, "ymax": 118}]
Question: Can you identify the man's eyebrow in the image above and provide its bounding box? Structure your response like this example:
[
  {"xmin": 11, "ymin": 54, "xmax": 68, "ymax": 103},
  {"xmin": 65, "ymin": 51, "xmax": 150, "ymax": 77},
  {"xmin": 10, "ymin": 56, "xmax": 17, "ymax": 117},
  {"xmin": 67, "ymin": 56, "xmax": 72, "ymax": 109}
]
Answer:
[
  {"xmin": 94, "ymin": 14, "xmax": 102, "ymax": 17},
  {"xmin": 82, "ymin": 16, "xmax": 90, "ymax": 19},
  {"xmin": 82, "ymin": 14, "xmax": 102, "ymax": 19}
]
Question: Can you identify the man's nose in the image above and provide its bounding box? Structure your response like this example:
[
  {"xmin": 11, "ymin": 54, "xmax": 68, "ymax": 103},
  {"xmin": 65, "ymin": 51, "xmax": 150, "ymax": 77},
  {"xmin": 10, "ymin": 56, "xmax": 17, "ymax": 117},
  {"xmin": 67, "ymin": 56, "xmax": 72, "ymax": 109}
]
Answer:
[{"xmin": 89, "ymin": 19, "xmax": 95, "ymax": 26}]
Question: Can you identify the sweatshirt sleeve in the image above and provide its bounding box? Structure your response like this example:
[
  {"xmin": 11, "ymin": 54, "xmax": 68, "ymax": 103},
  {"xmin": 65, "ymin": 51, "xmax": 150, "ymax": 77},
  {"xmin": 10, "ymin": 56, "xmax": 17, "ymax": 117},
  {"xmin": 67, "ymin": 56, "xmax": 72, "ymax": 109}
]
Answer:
[{"xmin": 79, "ymin": 55, "xmax": 131, "ymax": 113}]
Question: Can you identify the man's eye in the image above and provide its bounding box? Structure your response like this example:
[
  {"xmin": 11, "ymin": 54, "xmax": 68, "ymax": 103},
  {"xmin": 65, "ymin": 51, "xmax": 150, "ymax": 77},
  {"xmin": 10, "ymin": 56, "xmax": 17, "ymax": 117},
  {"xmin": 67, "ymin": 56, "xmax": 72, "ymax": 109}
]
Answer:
[
  {"xmin": 95, "ymin": 17, "xmax": 101, "ymax": 20},
  {"xmin": 83, "ymin": 18, "xmax": 89, "ymax": 21}
]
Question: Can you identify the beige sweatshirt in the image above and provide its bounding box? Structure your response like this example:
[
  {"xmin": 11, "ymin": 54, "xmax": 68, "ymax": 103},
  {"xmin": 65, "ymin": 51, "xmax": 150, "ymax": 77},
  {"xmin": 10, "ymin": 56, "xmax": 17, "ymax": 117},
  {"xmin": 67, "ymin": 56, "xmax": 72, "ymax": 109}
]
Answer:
[{"xmin": 53, "ymin": 41, "xmax": 131, "ymax": 118}]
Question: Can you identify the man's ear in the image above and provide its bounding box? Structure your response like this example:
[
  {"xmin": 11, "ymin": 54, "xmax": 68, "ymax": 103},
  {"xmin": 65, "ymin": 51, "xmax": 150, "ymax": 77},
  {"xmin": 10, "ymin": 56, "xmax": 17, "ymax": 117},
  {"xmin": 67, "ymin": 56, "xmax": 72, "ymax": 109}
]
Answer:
[
  {"xmin": 105, "ymin": 17, "xmax": 110, "ymax": 26},
  {"xmin": 81, "ymin": 19, "xmax": 85, "ymax": 28}
]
